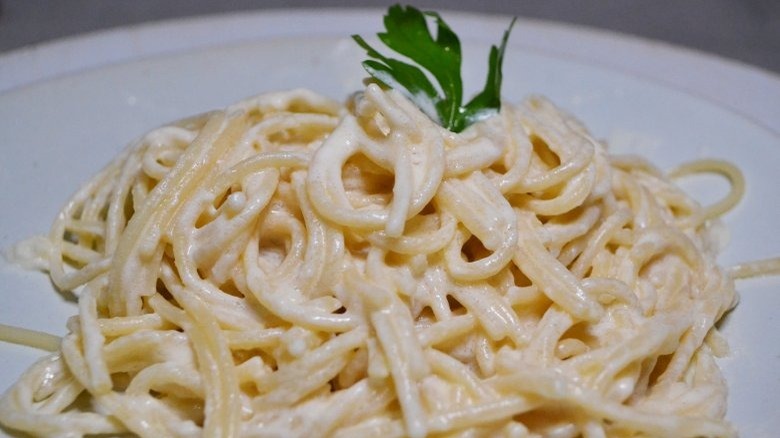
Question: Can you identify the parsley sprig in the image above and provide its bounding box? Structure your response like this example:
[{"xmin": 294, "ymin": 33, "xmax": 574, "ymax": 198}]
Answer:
[{"xmin": 352, "ymin": 4, "xmax": 516, "ymax": 133}]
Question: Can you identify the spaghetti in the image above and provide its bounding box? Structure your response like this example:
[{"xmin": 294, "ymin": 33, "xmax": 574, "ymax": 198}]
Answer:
[{"xmin": 0, "ymin": 85, "xmax": 760, "ymax": 437}]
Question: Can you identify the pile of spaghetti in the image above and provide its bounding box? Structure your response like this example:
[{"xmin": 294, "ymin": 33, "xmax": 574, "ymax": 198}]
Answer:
[{"xmin": 0, "ymin": 85, "xmax": 746, "ymax": 437}]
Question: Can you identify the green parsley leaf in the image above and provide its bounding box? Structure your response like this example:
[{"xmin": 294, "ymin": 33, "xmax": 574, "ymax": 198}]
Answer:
[{"xmin": 352, "ymin": 4, "xmax": 516, "ymax": 133}]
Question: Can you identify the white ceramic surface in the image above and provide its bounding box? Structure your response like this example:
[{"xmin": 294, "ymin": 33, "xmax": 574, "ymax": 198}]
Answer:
[{"xmin": 1, "ymin": 9, "xmax": 778, "ymax": 437}]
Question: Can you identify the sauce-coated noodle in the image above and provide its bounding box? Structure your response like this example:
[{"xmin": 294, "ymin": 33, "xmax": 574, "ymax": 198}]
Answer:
[{"xmin": 1, "ymin": 85, "xmax": 752, "ymax": 437}]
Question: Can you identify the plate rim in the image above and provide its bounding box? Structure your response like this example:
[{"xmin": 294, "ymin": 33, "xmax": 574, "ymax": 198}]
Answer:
[{"xmin": 1, "ymin": 7, "xmax": 779, "ymax": 137}]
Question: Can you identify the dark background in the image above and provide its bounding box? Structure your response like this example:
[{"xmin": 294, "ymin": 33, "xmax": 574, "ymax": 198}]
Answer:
[{"xmin": 1, "ymin": 0, "xmax": 779, "ymax": 74}]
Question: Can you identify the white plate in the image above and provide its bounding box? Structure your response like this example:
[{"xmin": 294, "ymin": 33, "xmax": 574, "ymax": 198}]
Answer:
[{"xmin": 1, "ymin": 9, "xmax": 778, "ymax": 437}]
